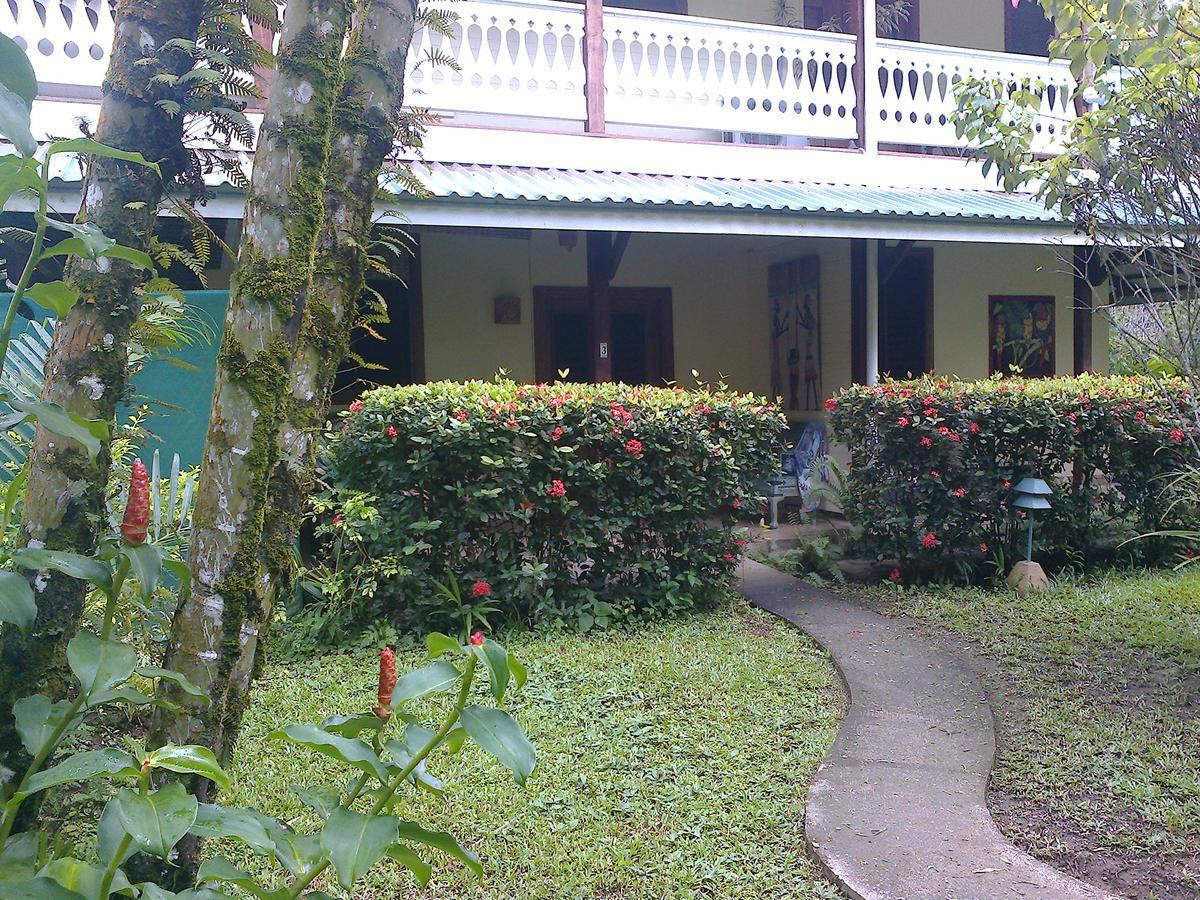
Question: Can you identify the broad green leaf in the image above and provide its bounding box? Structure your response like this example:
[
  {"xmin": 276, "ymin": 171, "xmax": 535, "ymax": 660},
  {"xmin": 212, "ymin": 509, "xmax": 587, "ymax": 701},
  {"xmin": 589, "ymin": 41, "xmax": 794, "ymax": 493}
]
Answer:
[
  {"xmin": 86, "ymin": 685, "xmax": 181, "ymax": 714},
  {"xmin": 46, "ymin": 138, "xmax": 160, "ymax": 175},
  {"xmin": 39, "ymin": 219, "xmax": 115, "ymax": 257},
  {"xmin": 291, "ymin": 784, "xmax": 340, "ymax": 819},
  {"xmin": 66, "ymin": 630, "xmax": 135, "ymax": 699},
  {"xmin": 459, "ymin": 706, "xmax": 536, "ymax": 786},
  {"xmin": 114, "ymin": 783, "xmax": 198, "ymax": 860},
  {"xmin": 395, "ymin": 820, "xmax": 482, "ymax": 876},
  {"xmin": 0, "ymin": 155, "xmax": 41, "ymax": 214},
  {"xmin": 122, "ymin": 542, "xmax": 162, "ymax": 602},
  {"xmin": 385, "ymin": 844, "xmax": 431, "ymax": 886},
  {"xmin": 98, "ymin": 800, "xmax": 136, "ymax": 868},
  {"xmin": 473, "ymin": 639, "xmax": 510, "ymax": 701},
  {"xmin": 146, "ymin": 745, "xmax": 230, "ymax": 790},
  {"xmin": 425, "ymin": 632, "xmax": 460, "ymax": 659},
  {"xmin": 390, "ymin": 660, "xmax": 461, "ymax": 707},
  {"xmin": 24, "ymin": 282, "xmax": 79, "ymax": 318},
  {"xmin": 102, "ymin": 243, "xmax": 155, "ymax": 271},
  {"xmin": 319, "ymin": 807, "xmax": 399, "ymax": 891},
  {"xmin": 0, "ymin": 570, "xmax": 34, "ymax": 632},
  {"xmin": 189, "ymin": 804, "xmax": 278, "ymax": 856},
  {"xmin": 508, "ymin": 651, "xmax": 528, "ymax": 692},
  {"xmin": 384, "ymin": 731, "xmax": 444, "ymax": 796},
  {"xmin": 135, "ymin": 666, "xmax": 207, "ymax": 700},
  {"xmin": 0, "ymin": 82, "xmax": 35, "ymax": 157},
  {"xmin": 12, "ymin": 547, "xmax": 111, "ymax": 591},
  {"xmin": 262, "ymin": 824, "xmax": 320, "ymax": 879},
  {"xmin": 7, "ymin": 399, "xmax": 107, "ymax": 462},
  {"xmin": 38, "ymin": 858, "xmax": 131, "ymax": 898},
  {"xmin": 270, "ymin": 724, "xmax": 389, "ymax": 783},
  {"xmin": 22, "ymin": 749, "xmax": 138, "ymax": 796},
  {"xmin": 0, "ymin": 876, "xmax": 88, "ymax": 899},
  {"xmin": 195, "ymin": 857, "xmax": 284, "ymax": 899},
  {"xmin": 319, "ymin": 713, "xmax": 384, "ymax": 739},
  {"xmin": 0, "ymin": 34, "xmax": 37, "ymax": 108},
  {"xmin": 0, "ymin": 833, "xmax": 37, "ymax": 881},
  {"xmin": 12, "ymin": 694, "xmax": 80, "ymax": 757}
]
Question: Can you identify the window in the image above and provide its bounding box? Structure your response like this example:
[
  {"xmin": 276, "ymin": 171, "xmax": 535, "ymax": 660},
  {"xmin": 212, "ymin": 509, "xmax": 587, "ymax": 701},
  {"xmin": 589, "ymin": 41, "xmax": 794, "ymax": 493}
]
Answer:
[{"xmin": 1005, "ymin": 0, "xmax": 1054, "ymax": 56}]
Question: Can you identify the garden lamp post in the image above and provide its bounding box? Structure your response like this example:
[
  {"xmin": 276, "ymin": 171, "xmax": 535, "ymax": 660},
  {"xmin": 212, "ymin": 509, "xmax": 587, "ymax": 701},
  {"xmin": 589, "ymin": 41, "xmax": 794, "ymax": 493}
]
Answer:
[{"xmin": 1008, "ymin": 477, "xmax": 1053, "ymax": 596}]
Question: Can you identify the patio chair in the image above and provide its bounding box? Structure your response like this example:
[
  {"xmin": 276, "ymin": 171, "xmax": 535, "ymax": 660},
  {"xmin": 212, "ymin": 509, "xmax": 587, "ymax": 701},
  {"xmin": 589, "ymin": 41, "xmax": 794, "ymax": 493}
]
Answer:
[{"xmin": 762, "ymin": 421, "xmax": 827, "ymax": 529}]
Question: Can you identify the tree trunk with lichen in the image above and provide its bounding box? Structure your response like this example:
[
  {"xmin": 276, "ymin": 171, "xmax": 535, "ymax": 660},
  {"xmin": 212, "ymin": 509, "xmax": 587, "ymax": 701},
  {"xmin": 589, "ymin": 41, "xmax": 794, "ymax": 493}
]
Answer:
[
  {"xmin": 156, "ymin": 0, "xmax": 352, "ymax": 788},
  {"xmin": 0, "ymin": 0, "xmax": 204, "ymax": 773},
  {"xmin": 260, "ymin": 0, "xmax": 418, "ymax": 676}
]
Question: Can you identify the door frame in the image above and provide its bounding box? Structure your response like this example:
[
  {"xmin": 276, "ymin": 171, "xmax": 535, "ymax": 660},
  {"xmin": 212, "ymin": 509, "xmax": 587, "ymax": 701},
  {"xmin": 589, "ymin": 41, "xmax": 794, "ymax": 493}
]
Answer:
[
  {"xmin": 533, "ymin": 286, "xmax": 674, "ymax": 384},
  {"xmin": 877, "ymin": 245, "xmax": 934, "ymax": 377}
]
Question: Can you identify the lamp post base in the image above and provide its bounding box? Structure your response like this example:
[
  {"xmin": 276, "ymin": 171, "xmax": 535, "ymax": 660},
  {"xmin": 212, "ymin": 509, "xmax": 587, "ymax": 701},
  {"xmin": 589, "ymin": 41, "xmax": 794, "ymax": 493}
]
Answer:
[{"xmin": 1007, "ymin": 560, "xmax": 1050, "ymax": 596}]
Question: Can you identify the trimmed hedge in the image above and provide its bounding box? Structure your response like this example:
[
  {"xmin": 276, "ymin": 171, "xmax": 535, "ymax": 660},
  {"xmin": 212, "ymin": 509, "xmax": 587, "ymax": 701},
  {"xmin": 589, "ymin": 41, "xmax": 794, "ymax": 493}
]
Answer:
[
  {"xmin": 827, "ymin": 374, "xmax": 1196, "ymax": 580},
  {"xmin": 323, "ymin": 380, "xmax": 783, "ymax": 630}
]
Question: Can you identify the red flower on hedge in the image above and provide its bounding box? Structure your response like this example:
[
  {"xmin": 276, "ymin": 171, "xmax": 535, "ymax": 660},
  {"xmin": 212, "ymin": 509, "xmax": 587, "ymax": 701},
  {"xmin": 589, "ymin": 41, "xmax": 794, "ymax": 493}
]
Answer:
[
  {"xmin": 888, "ymin": 568, "xmax": 902, "ymax": 583},
  {"xmin": 1135, "ymin": 410, "xmax": 1147, "ymax": 422},
  {"xmin": 897, "ymin": 416, "xmax": 911, "ymax": 427},
  {"xmin": 1170, "ymin": 428, "xmax": 1186, "ymax": 443},
  {"xmin": 121, "ymin": 460, "xmax": 150, "ymax": 546},
  {"xmin": 1002, "ymin": 480, "xmax": 1012, "ymax": 489},
  {"xmin": 968, "ymin": 422, "xmax": 981, "ymax": 433},
  {"xmin": 374, "ymin": 648, "xmax": 397, "ymax": 719},
  {"xmin": 938, "ymin": 426, "xmax": 950, "ymax": 436},
  {"xmin": 386, "ymin": 425, "xmax": 398, "ymax": 438},
  {"xmin": 919, "ymin": 437, "xmax": 932, "ymax": 448},
  {"xmin": 979, "ymin": 542, "xmax": 989, "ymax": 553},
  {"xmin": 332, "ymin": 514, "xmax": 342, "ymax": 525},
  {"xmin": 824, "ymin": 397, "xmax": 838, "ymax": 411},
  {"xmin": 521, "ymin": 501, "xmax": 534, "ymax": 511},
  {"xmin": 920, "ymin": 533, "xmax": 939, "ymax": 550},
  {"xmin": 952, "ymin": 487, "xmax": 966, "ymax": 498},
  {"xmin": 547, "ymin": 480, "xmax": 566, "ymax": 498},
  {"xmin": 348, "ymin": 400, "xmax": 364, "ymax": 413},
  {"xmin": 625, "ymin": 438, "xmax": 644, "ymax": 456},
  {"xmin": 506, "ymin": 418, "xmax": 519, "ymax": 429},
  {"xmin": 454, "ymin": 410, "xmax": 469, "ymax": 422},
  {"xmin": 723, "ymin": 553, "xmax": 735, "ymax": 560},
  {"xmin": 731, "ymin": 498, "xmax": 742, "ymax": 509},
  {"xmin": 470, "ymin": 632, "xmax": 485, "ymax": 646},
  {"xmin": 551, "ymin": 426, "xmax": 564, "ymax": 442},
  {"xmin": 471, "ymin": 580, "xmax": 492, "ymax": 598}
]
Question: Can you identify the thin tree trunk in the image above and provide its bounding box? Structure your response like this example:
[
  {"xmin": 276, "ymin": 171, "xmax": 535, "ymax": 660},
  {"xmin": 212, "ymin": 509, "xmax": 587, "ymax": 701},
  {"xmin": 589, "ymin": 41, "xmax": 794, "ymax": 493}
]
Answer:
[
  {"xmin": 156, "ymin": 0, "xmax": 353, "ymax": 776},
  {"xmin": 0, "ymin": 0, "xmax": 204, "ymax": 771},
  {"xmin": 261, "ymin": 0, "xmax": 418, "ymax": 672}
]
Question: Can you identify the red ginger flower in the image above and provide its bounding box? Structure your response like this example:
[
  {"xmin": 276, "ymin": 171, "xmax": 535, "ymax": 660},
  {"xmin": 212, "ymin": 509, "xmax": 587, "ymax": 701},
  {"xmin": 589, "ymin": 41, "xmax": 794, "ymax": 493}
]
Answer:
[
  {"xmin": 469, "ymin": 632, "xmax": 485, "ymax": 646},
  {"xmin": 121, "ymin": 460, "xmax": 150, "ymax": 546},
  {"xmin": 471, "ymin": 580, "xmax": 492, "ymax": 598},
  {"xmin": 374, "ymin": 648, "xmax": 397, "ymax": 719}
]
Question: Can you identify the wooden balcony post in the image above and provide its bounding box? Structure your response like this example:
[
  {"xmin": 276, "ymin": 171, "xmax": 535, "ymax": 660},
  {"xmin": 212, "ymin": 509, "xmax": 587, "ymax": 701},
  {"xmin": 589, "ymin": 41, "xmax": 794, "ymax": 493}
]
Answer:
[
  {"xmin": 584, "ymin": 0, "xmax": 606, "ymax": 133},
  {"xmin": 852, "ymin": 0, "xmax": 878, "ymax": 153}
]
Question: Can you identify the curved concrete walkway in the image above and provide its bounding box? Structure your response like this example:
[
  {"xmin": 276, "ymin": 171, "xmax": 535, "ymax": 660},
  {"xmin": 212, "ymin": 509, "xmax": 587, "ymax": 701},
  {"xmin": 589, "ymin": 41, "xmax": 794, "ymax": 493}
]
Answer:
[{"xmin": 740, "ymin": 560, "xmax": 1121, "ymax": 900}]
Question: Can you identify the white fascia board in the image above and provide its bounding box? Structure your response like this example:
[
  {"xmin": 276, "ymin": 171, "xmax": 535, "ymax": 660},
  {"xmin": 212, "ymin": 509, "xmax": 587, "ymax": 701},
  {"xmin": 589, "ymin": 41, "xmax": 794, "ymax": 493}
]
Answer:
[
  {"xmin": 383, "ymin": 197, "xmax": 1086, "ymax": 246},
  {"xmin": 413, "ymin": 125, "xmax": 1021, "ymax": 193}
]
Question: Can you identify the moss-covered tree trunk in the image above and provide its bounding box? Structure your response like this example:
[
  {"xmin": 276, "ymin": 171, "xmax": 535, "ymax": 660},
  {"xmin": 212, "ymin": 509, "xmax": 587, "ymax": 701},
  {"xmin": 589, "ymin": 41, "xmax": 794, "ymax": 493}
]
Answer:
[
  {"xmin": 0, "ymin": 0, "xmax": 204, "ymax": 771},
  {"xmin": 260, "ymin": 0, "xmax": 419, "ymax": 660},
  {"xmin": 157, "ymin": 0, "xmax": 352, "ymax": 770}
]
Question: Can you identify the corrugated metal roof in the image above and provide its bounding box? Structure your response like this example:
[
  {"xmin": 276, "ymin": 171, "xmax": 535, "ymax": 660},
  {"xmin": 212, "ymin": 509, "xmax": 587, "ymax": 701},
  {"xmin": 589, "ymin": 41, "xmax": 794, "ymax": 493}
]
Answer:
[{"xmin": 403, "ymin": 161, "xmax": 1064, "ymax": 224}]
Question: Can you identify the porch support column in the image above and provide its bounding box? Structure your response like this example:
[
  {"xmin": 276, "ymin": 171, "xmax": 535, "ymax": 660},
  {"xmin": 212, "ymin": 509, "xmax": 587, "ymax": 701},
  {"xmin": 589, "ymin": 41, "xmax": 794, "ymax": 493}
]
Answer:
[
  {"xmin": 584, "ymin": 0, "xmax": 606, "ymax": 134},
  {"xmin": 1073, "ymin": 245, "xmax": 1094, "ymax": 373},
  {"xmin": 588, "ymin": 230, "xmax": 614, "ymax": 382},
  {"xmin": 852, "ymin": 0, "xmax": 878, "ymax": 153},
  {"xmin": 851, "ymin": 238, "xmax": 880, "ymax": 385}
]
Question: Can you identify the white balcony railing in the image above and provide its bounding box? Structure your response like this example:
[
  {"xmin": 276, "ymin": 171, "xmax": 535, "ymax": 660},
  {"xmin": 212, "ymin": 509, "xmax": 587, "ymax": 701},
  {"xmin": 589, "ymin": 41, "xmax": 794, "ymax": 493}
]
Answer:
[
  {"xmin": 3, "ymin": 0, "xmax": 114, "ymax": 98},
  {"xmin": 10, "ymin": 0, "xmax": 1077, "ymax": 155}
]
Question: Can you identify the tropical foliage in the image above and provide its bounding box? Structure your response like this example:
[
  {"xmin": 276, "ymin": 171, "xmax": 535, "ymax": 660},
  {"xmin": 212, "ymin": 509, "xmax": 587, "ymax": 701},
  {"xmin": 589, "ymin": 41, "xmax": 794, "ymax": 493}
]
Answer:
[
  {"xmin": 320, "ymin": 380, "xmax": 783, "ymax": 632},
  {"xmin": 827, "ymin": 374, "xmax": 1197, "ymax": 581}
]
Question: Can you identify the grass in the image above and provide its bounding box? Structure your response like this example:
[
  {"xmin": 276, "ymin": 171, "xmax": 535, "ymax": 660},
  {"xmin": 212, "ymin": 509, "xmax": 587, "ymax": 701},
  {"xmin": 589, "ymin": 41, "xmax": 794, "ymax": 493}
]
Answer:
[
  {"xmin": 856, "ymin": 568, "xmax": 1200, "ymax": 898},
  {"xmin": 219, "ymin": 603, "xmax": 846, "ymax": 899}
]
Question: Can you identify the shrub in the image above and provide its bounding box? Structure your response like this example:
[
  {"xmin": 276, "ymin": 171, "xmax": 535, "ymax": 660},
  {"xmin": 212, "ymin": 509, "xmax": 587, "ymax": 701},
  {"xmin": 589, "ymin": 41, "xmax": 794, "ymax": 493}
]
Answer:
[
  {"xmin": 321, "ymin": 380, "xmax": 783, "ymax": 632},
  {"xmin": 827, "ymin": 374, "xmax": 1196, "ymax": 581}
]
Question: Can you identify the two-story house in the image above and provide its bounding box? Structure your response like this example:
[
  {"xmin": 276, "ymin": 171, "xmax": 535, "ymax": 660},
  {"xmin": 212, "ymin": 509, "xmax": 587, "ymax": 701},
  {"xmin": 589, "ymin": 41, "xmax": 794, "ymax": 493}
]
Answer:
[{"xmin": 4, "ymin": 0, "xmax": 1105, "ymax": 462}]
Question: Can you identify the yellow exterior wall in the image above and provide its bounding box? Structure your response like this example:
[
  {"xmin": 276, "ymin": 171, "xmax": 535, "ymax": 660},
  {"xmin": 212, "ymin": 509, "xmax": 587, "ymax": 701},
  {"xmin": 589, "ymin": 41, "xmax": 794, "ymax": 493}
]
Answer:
[{"xmin": 416, "ymin": 228, "xmax": 1107, "ymax": 397}]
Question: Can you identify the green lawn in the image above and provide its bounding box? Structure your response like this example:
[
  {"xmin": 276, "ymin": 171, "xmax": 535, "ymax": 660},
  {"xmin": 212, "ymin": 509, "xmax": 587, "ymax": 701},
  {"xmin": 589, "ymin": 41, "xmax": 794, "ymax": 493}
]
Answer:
[
  {"xmin": 856, "ymin": 569, "xmax": 1200, "ymax": 899},
  {"xmin": 220, "ymin": 604, "xmax": 846, "ymax": 899}
]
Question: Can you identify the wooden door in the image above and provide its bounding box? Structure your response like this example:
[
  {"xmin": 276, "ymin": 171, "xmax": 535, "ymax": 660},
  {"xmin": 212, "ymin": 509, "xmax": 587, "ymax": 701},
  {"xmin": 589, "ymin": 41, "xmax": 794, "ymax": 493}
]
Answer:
[
  {"xmin": 534, "ymin": 287, "xmax": 674, "ymax": 385},
  {"xmin": 878, "ymin": 246, "xmax": 934, "ymax": 378}
]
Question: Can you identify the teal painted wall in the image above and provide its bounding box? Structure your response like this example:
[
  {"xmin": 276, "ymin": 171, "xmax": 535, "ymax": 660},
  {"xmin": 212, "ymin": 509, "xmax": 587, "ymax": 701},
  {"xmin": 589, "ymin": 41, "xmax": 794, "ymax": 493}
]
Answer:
[
  {"xmin": 125, "ymin": 291, "xmax": 227, "ymax": 469},
  {"xmin": 3, "ymin": 290, "xmax": 227, "ymax": 471}
]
